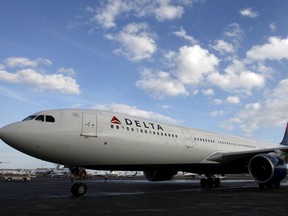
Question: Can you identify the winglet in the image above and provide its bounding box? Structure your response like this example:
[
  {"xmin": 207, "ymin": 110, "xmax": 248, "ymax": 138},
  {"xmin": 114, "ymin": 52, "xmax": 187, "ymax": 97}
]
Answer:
[{"xmin": 280, "ymin": 122, "xmax": 288, "ymax": 145}]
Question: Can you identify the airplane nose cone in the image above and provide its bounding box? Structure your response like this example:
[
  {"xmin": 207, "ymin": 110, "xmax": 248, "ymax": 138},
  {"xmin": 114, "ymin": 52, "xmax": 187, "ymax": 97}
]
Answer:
[{"xmin": 0, "ymin": 123, "xmax": 19, "ymax": 145}]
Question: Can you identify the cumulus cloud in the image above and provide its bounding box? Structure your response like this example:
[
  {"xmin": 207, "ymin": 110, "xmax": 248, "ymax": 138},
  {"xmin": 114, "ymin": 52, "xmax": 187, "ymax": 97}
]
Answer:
[
  {"xmin": 94, "ymin": 103, "xmax": 180, "ymax": 124},
  {"xmin": 222, "ymin": 79, "xmax": 288, "ymax": 134},
  {"xmin": 57, "ymin": 67, "xmax": 76, "ymax": 77},
  {"xmin": 246, "ymin": 36, "xmax": 288, "ymax": 61},
  {"xmin": 226, "ymin": 96, "xmax": 240, "ymax": 104},
  {"xmin": 92, "ymin": 0, "xmax": 190, "ymax": 29},
  {"xmin": 137, "ymin": 34, "xmax": 288, "ymax": 98},
  {"xmin": 136, "ymin": 69, "xmax": 188, "ymax": 98},
  {"xmin": 154, "ymin": 1, "xmax": 184, "ymax": 21},
  {"xmin": 106, "ymin": 23, "xmax": 157, "ymax": 61},
  {"xmin": 212, "ymin": 39, "xmax": 236, "ymax": 54},
  {"xmin": 240, "ymin": 8, "xmax": 259, "ymax": 18},
  {"xmin": 224, "ymin": 23, "xmax": 244, "ymax": 43},
  {"xmin": 172, "ymin": 45, "xmax": 219, "ymax": 85},
  {"xmin": 210, "ymin": 110, "xmax": 225, "ymax": 117},
  {"xmin": 91, "ymin": 0, "xmax": 131, "ymax": 29},
  {"xmin": 208, "ymin": 59, "xmax": 266, "ymax": 92},
  {"xmin": 173, "ymin": 27, "xmax": 198, "ymax": 44},
  {"xmin": 136, "ymin": 44, "xmax": 219, "ymax": 98},
  {"xmin": 0, "ymin": 57, "xmax": 80, "ymax": 95},
  {"xmin": 202, "ymin": 89, "xmax": 214, "ymax": 96}
]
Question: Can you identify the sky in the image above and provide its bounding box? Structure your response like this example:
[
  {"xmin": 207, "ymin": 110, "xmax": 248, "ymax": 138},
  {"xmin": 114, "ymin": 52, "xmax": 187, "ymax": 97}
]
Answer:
[{"xmin": 1, "ymin": 0, "xmax": 288, "ymax": 169}]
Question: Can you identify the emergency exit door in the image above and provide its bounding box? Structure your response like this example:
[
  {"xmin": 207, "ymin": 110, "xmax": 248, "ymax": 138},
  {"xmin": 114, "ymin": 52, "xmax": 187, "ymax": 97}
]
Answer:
[{"xmin": 81, "ymin": 113, "xmax": 97, "ymax": 137}]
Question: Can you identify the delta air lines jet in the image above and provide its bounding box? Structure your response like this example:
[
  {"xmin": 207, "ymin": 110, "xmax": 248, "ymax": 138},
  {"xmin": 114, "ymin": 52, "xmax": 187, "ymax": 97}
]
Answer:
[{"xmin": 1, "ymin": 109, "xmax": 288, "ymax": 196}]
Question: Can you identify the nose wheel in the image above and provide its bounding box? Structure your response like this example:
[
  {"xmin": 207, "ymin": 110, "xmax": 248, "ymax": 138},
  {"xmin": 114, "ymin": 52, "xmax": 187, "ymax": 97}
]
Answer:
[
  {"xmin": 71, "ymin": 182, "xmax": 87, "ymax": 196},
  {"xmin": 69, "ymin": 167, "xmax": 88, "ymax": 197}
]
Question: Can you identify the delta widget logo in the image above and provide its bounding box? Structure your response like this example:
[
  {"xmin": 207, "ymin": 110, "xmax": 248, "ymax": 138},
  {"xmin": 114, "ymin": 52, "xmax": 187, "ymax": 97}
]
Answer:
[{"xmin": 110, "ymin": 116, "xmax": 121, "ymax": 124}]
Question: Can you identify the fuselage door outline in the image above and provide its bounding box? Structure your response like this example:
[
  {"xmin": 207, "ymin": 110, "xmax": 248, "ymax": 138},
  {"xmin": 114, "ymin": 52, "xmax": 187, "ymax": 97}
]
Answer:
[
  {"xmin": 181, "ymin": 129, "xmax": 195, "ymax": 148},
  {"xmin": 81, "ymin": 113, "xmax": 97, "ymax": 137}
]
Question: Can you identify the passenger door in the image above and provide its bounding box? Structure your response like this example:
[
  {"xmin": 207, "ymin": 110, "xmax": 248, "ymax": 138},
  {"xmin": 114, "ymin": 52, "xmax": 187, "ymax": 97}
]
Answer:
[
  {"xmin": 181, "ymin": 129, "xmax": 195, "ymax": 148},
  {"xmin": 81, "ymin": 113, "xmax": 97, "ymax": 137}
]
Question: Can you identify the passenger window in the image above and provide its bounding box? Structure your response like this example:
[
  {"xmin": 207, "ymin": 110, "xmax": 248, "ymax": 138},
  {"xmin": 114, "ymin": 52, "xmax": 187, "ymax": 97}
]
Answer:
[
  {"xmin": 35, "ymin": 115, "xmax": 45, "ymax": 122},
  {"xmin": 46, "ymin": 115, "xmax": 55, "ymax": 123}
]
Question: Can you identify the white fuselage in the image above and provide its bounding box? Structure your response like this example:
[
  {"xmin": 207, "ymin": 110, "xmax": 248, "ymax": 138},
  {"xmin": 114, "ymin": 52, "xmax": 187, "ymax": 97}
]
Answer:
[{"xmin": 0, "ymin": 109, "xmax": 279, "ymax": 173}]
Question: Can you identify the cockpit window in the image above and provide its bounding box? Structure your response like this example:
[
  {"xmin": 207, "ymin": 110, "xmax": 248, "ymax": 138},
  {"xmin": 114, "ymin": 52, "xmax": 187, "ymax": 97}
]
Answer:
[
  {"xmin": 35, "ymin": 115, "xmax": 45, "ymax": 122},
  {"xmin": 46, "ymin": 115, "xmax": 55, "ymax": 123},
  {"xmin": 22, "ymin": 114, "xmax": 55, "ymax": 123},
  {"xmin": 22, "ymin": 115, "xmax": 37, "ymax": 121}
]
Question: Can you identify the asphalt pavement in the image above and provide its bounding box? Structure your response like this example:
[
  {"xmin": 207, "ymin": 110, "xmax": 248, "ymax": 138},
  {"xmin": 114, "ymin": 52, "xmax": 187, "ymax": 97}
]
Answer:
[{"xmin": 1, "ymin": 177, "xmax": 288, "ymax": 216}]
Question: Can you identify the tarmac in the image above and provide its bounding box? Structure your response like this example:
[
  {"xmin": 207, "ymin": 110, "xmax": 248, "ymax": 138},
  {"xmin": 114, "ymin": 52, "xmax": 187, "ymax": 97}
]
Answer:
[{"xmin": 1, "ymin": 176, "xmax": 288, "ymax": 216}]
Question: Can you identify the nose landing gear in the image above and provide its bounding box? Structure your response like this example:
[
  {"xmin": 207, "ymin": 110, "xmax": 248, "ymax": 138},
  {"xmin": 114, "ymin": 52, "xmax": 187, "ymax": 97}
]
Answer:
[
  {"xmin": 71, "ymin": 182, "xmax": 87, "ymax": 196},
  {"xmin": 69, "ymin": 167, "xmax": 88, "ymax": 196}
]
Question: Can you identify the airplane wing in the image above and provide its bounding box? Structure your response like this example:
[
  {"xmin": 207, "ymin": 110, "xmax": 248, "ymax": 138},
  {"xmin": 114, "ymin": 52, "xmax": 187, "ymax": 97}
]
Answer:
[{"xmin": 206, "ymin": 146, "xmax": 288, "ymax": 164}]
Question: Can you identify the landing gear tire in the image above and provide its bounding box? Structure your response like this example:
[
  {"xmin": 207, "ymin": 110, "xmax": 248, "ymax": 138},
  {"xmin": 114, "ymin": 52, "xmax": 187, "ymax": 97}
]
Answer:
[
  {"xmin": 200, "ymin": 178, "xmax": 207, "ymax": 187},
  {"xmin": 200, "ymin": 177, "xmax": 221, "ymax": 188},
  {"xmin": 214, "ymin": 178, "xmax": 221, "ymax": 187},
  {"xmin": 71, "ymin": 182, "xmax": 87, "ymax": 197},
  {"xmin": 207, "ymin": 178, "xmax": 214, "ymax": 187},
  {"xmin": 258, "ymin": 181, "xmax": 281, "ymax": 189}
]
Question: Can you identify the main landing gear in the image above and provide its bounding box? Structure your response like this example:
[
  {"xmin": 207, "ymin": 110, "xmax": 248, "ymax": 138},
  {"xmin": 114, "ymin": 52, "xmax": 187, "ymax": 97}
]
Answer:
[
  {"xmin": 200, "ymin": 174, "xmax": 222, "ymax": 187},
  {"xmin": 258, "ymin": 181, "xmax": 281, "ymax": 189},
  {"xmin": 69, "ymin": 167, "xmax": 88, "ymax": 196}
]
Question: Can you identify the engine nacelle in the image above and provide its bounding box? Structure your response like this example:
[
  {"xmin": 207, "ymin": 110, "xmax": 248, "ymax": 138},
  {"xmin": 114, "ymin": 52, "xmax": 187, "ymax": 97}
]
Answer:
[
  {"xmin": 248, "ymin": 154, "xmax": 287, "ymax": 184},
  {"xmin": 144, "ymin": 170, "xmax": 178, "ymax": 181}
]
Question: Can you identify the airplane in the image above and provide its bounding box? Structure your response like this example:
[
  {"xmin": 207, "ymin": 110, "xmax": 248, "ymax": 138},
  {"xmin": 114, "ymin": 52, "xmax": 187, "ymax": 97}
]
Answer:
[{"xmin": 0, "ymin": 109, "xmax": 288, "ymax": 196}]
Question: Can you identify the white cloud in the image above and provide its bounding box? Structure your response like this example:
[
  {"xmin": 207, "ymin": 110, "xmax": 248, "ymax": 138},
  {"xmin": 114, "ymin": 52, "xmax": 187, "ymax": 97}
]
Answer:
[
  {"xmin": 92, "ymin": 0, "xmax": 191, "ymax": 29},
  {"xmin": 202, "ymin": 89, "xmax": 214, "ymax": 96},
  {"xmin": 173, "ymin": 45, "xmax": 219, "ymax": 85},
  {"xmin": 226, "ymin": 96, "xmax": 240, "ymax": 104},
  {"xmin": 222, "ymin": 79, "xmax": 288, "ymax": 134},
  {"xmin": 208, "ymin": 59, "xmax": 266, "ymax": 92},
  {"xmin": 4, "ymin": 57, "xmax": 52, "ymax": 68},
  {"xmin": 212, "ymin": 39, "xmax": 235, "ymax": 54},
  {"xmin": 154, "ymin": 1, "xmax": 184, "ymax": 21},
  {"xmin": 269, "ymin": 23, "xmax": 277, "ymax": 32},
  {"xmin": 0, "ymin": 57, "xmax": 80, "ymax": 95},
  {"xmin": 246, "ymin": 36, "xmax": 288, "ymax": 62},
  {"xmin": 240, "ymin": 8, "xmax": 259, "ymax": 18},
  {"xmin": 136, "ymin": 69, "xmax": 188, "ymax": 98},
  {"xmin": 136, "ymin": 44, "xmax": 219, "ymax": 98},
  {"xmin": 173, "ymin": 27, "xmax": 198, "ymax": 44},
  {"xmin": 57, "ymin": 67, "xmax": 76, "ymax": 77},
  {"xmin": 224, "ymin": 23, "xmax": 244, "ymax": 42},
  {"xmin": 106, "ymin": 23, "xmax": 157, "ymax": 61},
  {"xmin": 210, "ymin": 110, "xmax": 225, "ymax": 117},
  {"xmin": 94, "ymin": 103, "xmax": 180, "ymax": 124},
  {"xmin": 92, "ymin": 0, "xmax": 131, "ymax": 29},
  {"xmin": 213, "ymin": 99, "xmax": 223, "ymax": 105},
  {"xmin": 0, "ymin": 69, "xmax": 80, "ymax": 95}
]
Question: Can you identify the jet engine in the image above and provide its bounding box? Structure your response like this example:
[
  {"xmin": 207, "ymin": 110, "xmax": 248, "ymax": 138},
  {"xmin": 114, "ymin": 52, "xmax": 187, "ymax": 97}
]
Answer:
[
  {"xmin": 248, "ymin": 154, "xmax": 287, "ymax": 186},
  {"xmin": 144, "ymin": 170, "xmax": 178, "ymax": 181}
]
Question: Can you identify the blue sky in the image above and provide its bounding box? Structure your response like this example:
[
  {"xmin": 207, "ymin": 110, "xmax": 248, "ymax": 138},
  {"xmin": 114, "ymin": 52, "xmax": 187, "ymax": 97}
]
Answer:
[{"xmin": 1, "ymin": 0, "xmax": 288, "ymax": 169}]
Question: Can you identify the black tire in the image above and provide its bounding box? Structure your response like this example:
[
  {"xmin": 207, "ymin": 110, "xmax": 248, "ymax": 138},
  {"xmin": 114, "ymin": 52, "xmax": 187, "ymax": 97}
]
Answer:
[
  {"xmin": 71, "ymin": 183, "xmax": 87, "ymax": 196},
  {"xmin": 207, "ymin": 178, "xmax": 214, "ymax": 187},
  {"xmin": 258, "ymin": 183, "xmax": 265, "ymax": 189},
  {"xmin": 214, "ymin": 178, "xmax": 221, "ymax": 187},
  {"xmin": 200, "ymin": 178, "xmax": 207, "ymax": 187},
  {"xmin": 274, "ymin": 181, "xmax": 281, "ymax": 188}
]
